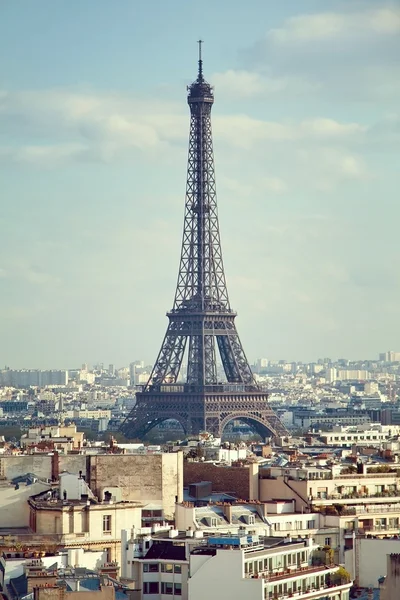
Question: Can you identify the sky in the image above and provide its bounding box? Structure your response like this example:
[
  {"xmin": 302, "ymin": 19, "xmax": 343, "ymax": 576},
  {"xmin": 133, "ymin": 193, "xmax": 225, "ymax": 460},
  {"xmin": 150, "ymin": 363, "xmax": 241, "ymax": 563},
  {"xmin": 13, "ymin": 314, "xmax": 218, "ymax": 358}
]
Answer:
[{"xmin": 1, "ymin": 0, "xmax": 399, "ymax": 369}]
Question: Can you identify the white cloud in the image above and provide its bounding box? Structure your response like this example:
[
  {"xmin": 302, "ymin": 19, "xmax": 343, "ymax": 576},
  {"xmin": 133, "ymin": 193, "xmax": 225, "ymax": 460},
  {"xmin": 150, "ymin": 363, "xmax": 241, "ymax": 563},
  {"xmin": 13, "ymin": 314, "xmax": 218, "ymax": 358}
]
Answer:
[
  {"xmin": 269, "ymin": 8, "xmax": 400, "ymax": 44},
  {"xmin": 213, "ymin": 70, "xmax": 284, "ymax": 96},
  {"xmin": 0, "ymin": 87, "xmax": 369, "ymax": 168},
  {"xmin": 212, "ymin": 69, "xmax": 320, "ymax": 99},
  {"xmin": 214, "ymin": 114, "xmax": 365, "ymax": 148},
  {"xmin": 240, "ymin": 4, "xmax": 400, "ymax": 107}
]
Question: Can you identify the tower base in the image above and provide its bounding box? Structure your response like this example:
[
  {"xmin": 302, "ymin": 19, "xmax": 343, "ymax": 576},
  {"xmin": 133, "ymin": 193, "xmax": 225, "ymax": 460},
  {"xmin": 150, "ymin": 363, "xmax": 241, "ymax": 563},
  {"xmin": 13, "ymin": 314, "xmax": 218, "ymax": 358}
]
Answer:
[{"xmin": 121, "ymin": 387, "xmax": 288, "ymax": 439}]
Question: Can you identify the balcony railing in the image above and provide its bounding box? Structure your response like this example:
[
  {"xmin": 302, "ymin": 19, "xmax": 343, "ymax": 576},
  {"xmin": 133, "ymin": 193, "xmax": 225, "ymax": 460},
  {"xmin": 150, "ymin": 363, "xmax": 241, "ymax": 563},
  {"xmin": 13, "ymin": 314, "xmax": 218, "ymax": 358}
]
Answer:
[
  {"xmin": 341, "ymin": 506, "xmax": 400, "ymax": 516},
  {"xmin": 311, "ymin": 490, "xmax": 400, "ymax": 502},
  {"xmin": 345, "ymin": 525, "xmax": 400, "ymax": 536},
  {"xmin": 335, "ymin": 473, "xmax": 398, "ymax": 479},
  {"xmin": 248, "ymin": 564, "xmax": 334, "ymax": 582},
  {"xmin": 267, "ymin": 581, "xmax": 352, "ymax": 600}
]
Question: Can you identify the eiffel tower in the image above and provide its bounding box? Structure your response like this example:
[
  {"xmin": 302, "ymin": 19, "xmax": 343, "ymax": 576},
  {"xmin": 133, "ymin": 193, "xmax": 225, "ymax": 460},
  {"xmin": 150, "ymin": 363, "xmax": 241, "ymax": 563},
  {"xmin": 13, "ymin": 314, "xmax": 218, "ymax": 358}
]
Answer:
[{"xmin": 122, "ymin": 43, "xmax": 287, "ymax": 440}]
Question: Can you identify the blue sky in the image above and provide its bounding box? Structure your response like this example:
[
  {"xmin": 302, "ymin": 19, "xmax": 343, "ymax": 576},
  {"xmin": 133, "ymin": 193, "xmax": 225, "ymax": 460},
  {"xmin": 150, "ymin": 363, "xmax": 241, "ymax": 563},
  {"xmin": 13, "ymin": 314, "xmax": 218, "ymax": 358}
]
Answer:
[{"xmin": 1, "ymin": 0, "xmax": 399, "ymax": 368}]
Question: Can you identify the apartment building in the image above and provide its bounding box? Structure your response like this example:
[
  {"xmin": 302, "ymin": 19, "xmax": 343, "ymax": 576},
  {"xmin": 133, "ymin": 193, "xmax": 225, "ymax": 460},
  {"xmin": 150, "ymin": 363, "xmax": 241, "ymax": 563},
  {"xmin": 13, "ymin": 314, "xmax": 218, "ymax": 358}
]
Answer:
[
  {"xmin": 189, "ymin": 535, "xmax": 351, "ymax": 600},
  {"xmin": 319, "ymin": 425, "xmax": 399, "ymax": 447},
  {"xmin": 120, "ymin": 527, "xmax": 352, "ymax": 600},
  {"xmin": 259, "ymin": 463, "xmax": 400, "ymax": 562},
  {"xmin": 20, "ymin": 425, "xmax": 85, "ymax": 451},
  {"xmin": 27, "ymin": 472, "xmax": 142, "ymax": 563}
]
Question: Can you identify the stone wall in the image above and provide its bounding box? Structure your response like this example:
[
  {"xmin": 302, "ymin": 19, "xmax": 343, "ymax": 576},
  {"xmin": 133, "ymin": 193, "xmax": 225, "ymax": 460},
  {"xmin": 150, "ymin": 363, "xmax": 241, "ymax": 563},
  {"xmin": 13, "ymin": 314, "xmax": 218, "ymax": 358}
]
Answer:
[
  {"xmin": 183, "ymin": 462, "xmax": 252, "ymax": 500},
  {"xmin": 0, "ymin": 452, "xmax": 183, "ymax": 521},
  {"xmin": 88, "ymin": 453, "xmax": 183, "ymax": 519}
]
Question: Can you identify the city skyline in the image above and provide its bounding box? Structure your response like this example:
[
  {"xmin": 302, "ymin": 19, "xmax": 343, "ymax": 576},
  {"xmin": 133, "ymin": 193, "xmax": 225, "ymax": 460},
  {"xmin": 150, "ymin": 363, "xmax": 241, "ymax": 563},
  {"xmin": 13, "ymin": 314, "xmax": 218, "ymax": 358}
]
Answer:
[{"xmin": 1, "ymin": 0, "xmax": 399, "ymax": 368}]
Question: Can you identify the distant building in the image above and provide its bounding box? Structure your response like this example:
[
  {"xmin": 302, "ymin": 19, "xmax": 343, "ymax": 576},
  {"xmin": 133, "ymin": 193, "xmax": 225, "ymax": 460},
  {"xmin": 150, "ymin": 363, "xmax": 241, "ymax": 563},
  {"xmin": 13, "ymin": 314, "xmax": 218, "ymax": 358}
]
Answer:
[
  {"xmin": 380, "ymin": 351, "xmax": 400, "ymax": 363},
  {"xmin": 0, "ymin": 370, "xmax": 68, "ymax": 388},
  {"xmin": 0, "ymin": 400, "xmax": 29, "ymax": 413}
]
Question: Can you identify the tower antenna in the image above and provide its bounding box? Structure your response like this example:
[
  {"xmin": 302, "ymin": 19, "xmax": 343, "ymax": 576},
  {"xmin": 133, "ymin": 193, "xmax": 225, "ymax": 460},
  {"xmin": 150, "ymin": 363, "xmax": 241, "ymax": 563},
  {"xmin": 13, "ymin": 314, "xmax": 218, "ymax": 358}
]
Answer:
[{"xmin": 197, "ymin": 39, "xmax": 203, "ymax": 80}]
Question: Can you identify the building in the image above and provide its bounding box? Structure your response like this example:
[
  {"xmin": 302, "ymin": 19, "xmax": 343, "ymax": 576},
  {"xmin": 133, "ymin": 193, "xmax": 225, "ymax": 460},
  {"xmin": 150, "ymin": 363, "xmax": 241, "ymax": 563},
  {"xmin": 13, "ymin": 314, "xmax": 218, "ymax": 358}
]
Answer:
[
  {"xmin": 0, "ymin": 474, "xmax": 51, "ymax": 527},
  {"xmin": 0, "ymin": 370, "xmax": 68, "ymax": 388},
  {"xmin": 27, "ymin": 472, "xmax": 142, "ymax": 563},
  {"xmin": 319, "ymin": 425, "xmax": 398, "ymax": 447},
  {"xmin": 380, "ymin": 554, "xmax": 400, "ymax": 599},
  {"xmin": 344, "ymin": 537, "xmax": 400, "ymax": 588},
  {"xmin": 0, "ymin": 452, "xmax": 183, "ymax": 522},
  {"xmin": 0, "ymin": 401, "xmax": 29, "ymax": 414},
  {"xmin": 20, "ymin": 425, "xmax": 85, "ymax": 452},
  {"xmin": 1, "ymin": 553, "xmax": 127, "ymax": 600},
  {"xmin": 189, "ymin": 535, "xmax": 352, "ymax": 600},
  {"xmin": 121, "ymin": 526, "xmax": 351, "ymax": 600},
  {"xmin": 380, "ymin": 351, "xmax": 400, "ymax": 363}
]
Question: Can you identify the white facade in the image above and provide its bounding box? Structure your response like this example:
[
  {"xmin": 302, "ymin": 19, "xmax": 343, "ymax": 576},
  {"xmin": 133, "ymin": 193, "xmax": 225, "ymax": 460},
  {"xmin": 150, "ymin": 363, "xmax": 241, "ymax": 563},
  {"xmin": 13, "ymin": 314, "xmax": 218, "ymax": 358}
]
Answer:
[
  {"xmin": 121, "ymin": 529, "xmax": 351, "ymax": 600},
  {"xmin": 345, "ymin": 537, "xmax": 400, "ymax": 588}
]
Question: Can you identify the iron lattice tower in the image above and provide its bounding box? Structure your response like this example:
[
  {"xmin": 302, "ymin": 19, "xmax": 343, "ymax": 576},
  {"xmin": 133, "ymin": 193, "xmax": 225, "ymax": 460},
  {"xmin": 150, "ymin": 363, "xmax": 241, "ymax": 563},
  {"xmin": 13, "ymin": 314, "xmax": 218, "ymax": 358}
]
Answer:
[{"xmin": 122, "ymin": 43, "xmax": 287, "ymax": 439}]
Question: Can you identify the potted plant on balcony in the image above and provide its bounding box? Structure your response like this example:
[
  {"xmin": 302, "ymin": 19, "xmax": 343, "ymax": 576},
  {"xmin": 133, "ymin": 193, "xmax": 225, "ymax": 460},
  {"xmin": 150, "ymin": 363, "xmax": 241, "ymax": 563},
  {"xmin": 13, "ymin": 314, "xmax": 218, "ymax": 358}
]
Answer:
[
  {"xmin": 332, "ymin": 566, "xmax": 351, "ymax": 585},
  {"xmin": 14, "ymin": 541, "xmax": 23, "ymax": 557},
  {"xmin": 322, "ymin": 545, "xmax": 334, "ymax": 566}
]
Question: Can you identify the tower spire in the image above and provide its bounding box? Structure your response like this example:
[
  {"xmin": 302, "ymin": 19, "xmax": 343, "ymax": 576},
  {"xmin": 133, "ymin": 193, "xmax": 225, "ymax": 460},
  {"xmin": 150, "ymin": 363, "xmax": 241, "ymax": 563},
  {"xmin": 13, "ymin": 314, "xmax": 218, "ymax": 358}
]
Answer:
[{"xmin": 197, "ymin": 39, "xmax": 203, "ymax": 81}]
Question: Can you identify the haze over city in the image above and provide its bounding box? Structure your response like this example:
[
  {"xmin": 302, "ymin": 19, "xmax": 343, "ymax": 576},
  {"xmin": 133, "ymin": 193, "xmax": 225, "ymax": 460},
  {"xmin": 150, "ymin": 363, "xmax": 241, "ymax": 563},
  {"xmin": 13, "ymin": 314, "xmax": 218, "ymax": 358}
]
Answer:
[{"xmin": 1, "ymin": 0, "xmax": 399, "ymax": 368}]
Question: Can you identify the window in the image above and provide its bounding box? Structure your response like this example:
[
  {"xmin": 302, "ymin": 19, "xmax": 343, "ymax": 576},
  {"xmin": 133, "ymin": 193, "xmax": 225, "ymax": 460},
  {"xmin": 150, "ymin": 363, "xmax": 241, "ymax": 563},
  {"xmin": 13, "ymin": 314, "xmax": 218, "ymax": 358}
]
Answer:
[
  {"xmin": 102, "ymin": 515, "xmax": 111, "ymax": 534},
  {"xmin": 161, "ymin": 583, "xmax": 173, "ymax": 595},
  {"xmin": 307, "ymin": 520, "xmax": 315, "ymax": 529},
  {"xmin": 174, "ymin": 564, "xmax": 182, "ymax": 574},
  {"xmin": 324, "ymin": 537, "xmax": 331, "ymax": 547},
  {"xmin": 161, "ymin": 563, "xmax": 173, "ymax": 573},
  {"xmin": 143, "ymin": 563, "xmax": 159, "ymax": 572},
  {"xmin": 143, "ymin": 582, "xmax": 159, "ymax": 594},
  {"xmin": 174, "ymin": 583, "xmax": 182, "ymax": 596}
]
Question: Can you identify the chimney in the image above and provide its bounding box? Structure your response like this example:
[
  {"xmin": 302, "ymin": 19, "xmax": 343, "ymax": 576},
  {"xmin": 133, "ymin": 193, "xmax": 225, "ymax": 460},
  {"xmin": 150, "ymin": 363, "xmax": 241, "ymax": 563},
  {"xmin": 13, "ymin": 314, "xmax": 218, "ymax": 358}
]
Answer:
[
  {"xmin": 222, "ymin": 503, "xmax": 232, "ymax": 523},
  {"xmin": 51, "ymin": 451, "xmax": 60, "ymax": 481},
  {"xmin": 256, "ymin": 503, "xmax": 268, "ymax": 520}
]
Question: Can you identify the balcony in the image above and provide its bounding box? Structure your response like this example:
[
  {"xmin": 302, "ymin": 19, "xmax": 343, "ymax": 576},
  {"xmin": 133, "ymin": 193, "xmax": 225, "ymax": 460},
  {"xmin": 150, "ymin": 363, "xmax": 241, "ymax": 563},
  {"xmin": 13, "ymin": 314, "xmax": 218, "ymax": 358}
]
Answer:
[
  {"xmin": 341, "ymin": 504, "xmax": 400, "ymax": 516},
  {"xmin": 248, "ymin": 564, "xmax": 335, "ymax": 582},
  {"xmin": 335, "ymin": 473, "xmax": 398, "ymax": 479},
  {"xmin": 311, "ymin": 490, "xmax": 400, "ymax": 505},
  {"xmin": 266, "ymin": 581, "xmax": 352, "ymax": 600},
  {"xmin": 356, "ymin": 525, "xmax": 400, "ymax": 536}
]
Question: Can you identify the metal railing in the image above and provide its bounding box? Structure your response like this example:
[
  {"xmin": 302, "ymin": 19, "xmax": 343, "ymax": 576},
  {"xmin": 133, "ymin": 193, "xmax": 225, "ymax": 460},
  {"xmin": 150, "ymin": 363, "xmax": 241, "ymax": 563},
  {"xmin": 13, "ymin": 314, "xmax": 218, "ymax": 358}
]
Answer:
[
  {"xmin": 267, "ymin": 581, "xmax": 351, "ymax": 600},
  {"xmin": 248, "ymin": 565, "xmax": 333, "ymax": 582},
  {"xmin": 312, "ymin": 490, "xmax": 400, "ymax": 501}
]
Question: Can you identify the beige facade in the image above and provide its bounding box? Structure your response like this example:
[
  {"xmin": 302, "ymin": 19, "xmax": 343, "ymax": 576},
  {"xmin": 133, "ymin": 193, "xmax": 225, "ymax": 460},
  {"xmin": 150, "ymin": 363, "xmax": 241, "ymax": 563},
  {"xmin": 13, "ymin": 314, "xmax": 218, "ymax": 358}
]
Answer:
[
  {"xmin": 28, "ymin": 496, "xmax": 142, "ymax": 563},
  {"xmin": 380, "ymin": 554, "xmax": 400, "ymax": 600},
  {"xmin": 88, "ymin": 453, "xmax": 183, "ymax": 519},
  {"xmin": 34, "ymin": 586, "xmax": 115, "ymax": 600},
  {"xmin": 0, "ymin": 452, "xmax": 183, "ymax": 520},
  {"xmin": 0, "ymin": 479, "xmax": 51, "ymax": 527},
  {"xmin": 21, "ymin": 425, "xmax": 84, "ymax": 450}
]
